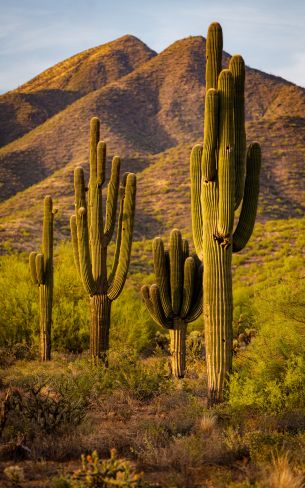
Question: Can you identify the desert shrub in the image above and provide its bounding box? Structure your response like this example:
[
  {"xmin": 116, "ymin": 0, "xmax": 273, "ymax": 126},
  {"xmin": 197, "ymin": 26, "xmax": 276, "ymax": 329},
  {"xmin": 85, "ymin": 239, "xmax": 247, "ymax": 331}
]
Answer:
[
  {"xmin": 153, "ymin": 331, "xmax": 169, "ymax": 354},
  {"xmin": 109, "ymin": 352, "xmax": 168, "ymax": 402},
  {"xmin": 0, "ymin": 254, "xmax": 37, "ymax": 346},
  {"xmin": 265, "ymin": 453, "xmax": 304, "ymax": 488},
  {"xmin": 1, "ymin": 369, "xmax": 93, "ymax": 438},
  {"xmin": 229, "ymin": 353, "xmax": 305, "ymax": 414},
  {"xmin": 228, "ymin": 277, "xmax": 305, "ymax": 414},
  {"xmin": 186, "ymin": 330, "xmax": 205, "ymax": 362},
  {"xmin": 52, "ymin": 449, "xmax": 144, "ymax": 487},
  {"xmin": 0, "ymin": 243, "xmax": 159, "ymax": 354},
  {"xmin": 51, "ymin": 242, "xmax": 89, "ymax": 352},
  {"xmin": 4, "ymin": 465, "xmax": 25, "ymax": 485},
  {"xmin": 110, "ymin": 285, "xmax": 159, "ymax": 355}
]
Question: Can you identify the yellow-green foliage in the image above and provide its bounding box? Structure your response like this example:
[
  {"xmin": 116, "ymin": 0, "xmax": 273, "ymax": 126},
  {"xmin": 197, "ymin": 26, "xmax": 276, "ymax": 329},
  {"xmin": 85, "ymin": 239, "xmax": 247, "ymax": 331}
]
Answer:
[
  {"xmin": 0, "ymin": 253, "xmax": 37, "ymax": 345},
  {"xmin": 0, "ymin": 242, "xmax": 158, "ymax": 354},
  {"xmin": 228, "ymin": 276, "xmax": 305, "ymax": 413}
]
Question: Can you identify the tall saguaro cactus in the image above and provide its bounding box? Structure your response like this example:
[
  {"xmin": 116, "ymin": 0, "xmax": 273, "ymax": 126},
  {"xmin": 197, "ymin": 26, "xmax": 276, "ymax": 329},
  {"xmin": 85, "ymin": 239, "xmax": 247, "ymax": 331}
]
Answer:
[
  {"xmin": 141, "ymin": 230, "xmax": 202, "ymax": 378},
  {"xmin": 190, "ymin": 23, "xmax": 261, "ymax": 403},
  {"xmin": 71, "ymin": 117, "xmax": 136, "ymax": 362},
  {"xmin": 29, "ymin": 196, "xmax": 55, "ymax": 361}
]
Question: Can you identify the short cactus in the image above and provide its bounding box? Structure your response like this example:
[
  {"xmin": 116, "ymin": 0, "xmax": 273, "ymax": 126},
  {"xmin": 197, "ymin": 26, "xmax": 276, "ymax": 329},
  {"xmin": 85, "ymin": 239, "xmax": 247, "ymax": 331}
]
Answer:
[
  {"xmin": 29, "ymin": 196, "xmax": 55, "ymax": 361},
  {"xmin": 141, "ymin": 229, "xmax": 202, "ymax": 378},
  {"xmin": 190, "ymin": 23, "xmax": 261, "ymax": 403},
  {"xmin": 71, "ymin": 117, "xmax": 136, "ymax": 363}
]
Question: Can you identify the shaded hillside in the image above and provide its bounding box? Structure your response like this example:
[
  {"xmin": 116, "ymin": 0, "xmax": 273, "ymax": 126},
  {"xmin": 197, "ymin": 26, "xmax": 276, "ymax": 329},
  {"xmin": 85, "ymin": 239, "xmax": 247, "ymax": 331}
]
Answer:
[
  {"xmin": 0, "ymin": 35, "xmax": 156, "ymax": 148},
  {"xmin": 1, "ymin": 35, "xmax": 305, "ymax": 253}
]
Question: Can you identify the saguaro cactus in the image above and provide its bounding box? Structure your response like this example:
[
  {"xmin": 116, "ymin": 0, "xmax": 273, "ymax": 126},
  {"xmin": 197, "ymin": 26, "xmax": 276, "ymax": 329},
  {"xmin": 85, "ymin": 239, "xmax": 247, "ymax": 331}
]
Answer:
[
  {"xmin": 71, "ymin": 117, "xmax": 136, "ymax": 362},
  {"xmin": 190, "ymin": 23, "xmax": 261, "ymax": 403},
  {"xmin": 141, "ymin": 230, "xmax": 202, "ymax": 377},
  {"xmin": 29, "ymin": 196, "xmax": 55, "ymax": 361}
]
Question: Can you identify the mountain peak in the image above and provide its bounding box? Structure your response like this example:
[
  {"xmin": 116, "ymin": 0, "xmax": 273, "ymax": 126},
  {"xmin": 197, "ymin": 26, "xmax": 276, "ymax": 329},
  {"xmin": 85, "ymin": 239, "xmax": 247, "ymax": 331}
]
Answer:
[{"xmin": 1, "ymin": 33, "xmax": 305, "ymax": 252}]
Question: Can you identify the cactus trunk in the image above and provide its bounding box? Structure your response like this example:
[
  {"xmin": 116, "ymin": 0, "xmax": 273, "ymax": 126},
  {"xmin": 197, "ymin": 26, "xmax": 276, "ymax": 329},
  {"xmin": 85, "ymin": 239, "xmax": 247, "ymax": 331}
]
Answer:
[
  {"xmin": 169, "ymin": 318, "xmax": 187, "ymax": 378},
  {"xmin": 90, "ymin": 294, "xmax": 111, "ymax": 363},
  {"xmin": 39, "ymin": 284, "xmax": 52, "ymax": 361},
  {"xmin": 203, "ymin": 192, "xmax": 232, "ymax": 402}
]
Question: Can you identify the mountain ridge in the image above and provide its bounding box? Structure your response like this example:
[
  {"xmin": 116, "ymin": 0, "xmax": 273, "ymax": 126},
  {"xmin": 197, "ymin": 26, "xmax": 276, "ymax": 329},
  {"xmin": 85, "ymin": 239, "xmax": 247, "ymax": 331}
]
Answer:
[
  {"xmin": 0, "ymin": 34, "xmax": 305, "ymax": 253},
  {"xmin": 0, "ymin": 35, "xmax": 156, "ymax": 148}
]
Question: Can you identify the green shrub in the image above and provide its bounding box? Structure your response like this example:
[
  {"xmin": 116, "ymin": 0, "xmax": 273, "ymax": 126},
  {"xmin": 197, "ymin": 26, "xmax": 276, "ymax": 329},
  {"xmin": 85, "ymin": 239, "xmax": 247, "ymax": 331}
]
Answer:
[
  {"xmin": 1, "ymin": 370, "xmax": 92, "ymax": 437},
  {"xmin": 228, "ymin": 277, "xmax": 305, "ymax": 414},
  {"xmin": 110, "ymin": 352, "xmax": 168, "ymax": 401},
  {"xmin": 0, "ymin": 254, "xmax": 37, "ymax": 346}
]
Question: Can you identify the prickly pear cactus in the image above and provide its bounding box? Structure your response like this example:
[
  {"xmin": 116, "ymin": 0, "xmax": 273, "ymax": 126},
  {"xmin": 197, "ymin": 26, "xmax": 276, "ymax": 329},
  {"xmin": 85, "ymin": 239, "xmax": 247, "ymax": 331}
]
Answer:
[
  {"xmin": 141, "ymin": 229, "xmax": 202, "ymax": 377},
  {"xmin": 190, "ymin": 23, "xmax": 261, "ymax": 403},
  {"xmin": 71, "ymin": 117, "xmax": 136, "ymax": 363},
  {"xmin": 29, "ymin": 196, "xmax": 55, "ymax": 361}
]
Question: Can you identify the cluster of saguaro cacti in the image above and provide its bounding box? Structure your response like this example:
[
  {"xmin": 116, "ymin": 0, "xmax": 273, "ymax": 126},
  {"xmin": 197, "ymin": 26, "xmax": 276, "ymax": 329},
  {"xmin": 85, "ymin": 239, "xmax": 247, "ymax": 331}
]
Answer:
[
  {"xmin": 29, "ymin": 196, "xmax": 55, "ymax": 361},
  {"xmin": 141, "ymin": 229, "xmax": 202, "ymax": 377},
  {"xmin": 70, "ymin": 117, "xmax": 136, "ymax": 362},
  {"xmin": 190, "ymin": 22, "xmax": 261, "ymax": 403}
]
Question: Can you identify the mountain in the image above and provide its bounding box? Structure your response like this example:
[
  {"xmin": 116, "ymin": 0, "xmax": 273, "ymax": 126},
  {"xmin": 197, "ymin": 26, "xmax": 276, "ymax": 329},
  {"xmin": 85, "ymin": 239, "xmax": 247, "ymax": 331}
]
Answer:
[
  {"xmin": 0, "ymin": 35, "xmax": 156, "ymax": 148},
  {"xmin": 0, "ymin": 34, "xmax": 305, "ymax": 253}
]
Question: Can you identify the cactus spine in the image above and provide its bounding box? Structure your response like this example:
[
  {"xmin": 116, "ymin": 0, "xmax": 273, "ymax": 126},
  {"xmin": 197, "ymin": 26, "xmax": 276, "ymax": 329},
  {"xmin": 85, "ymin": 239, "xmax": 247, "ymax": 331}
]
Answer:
[
  {"xmin": 190, "ymin": 23, "xmax": 261, "ymax": 403},
  {"xmin": 71, "ymin": 117, "xmax": 136, "ymax": 363},
  {"xmin": 29, "ymin": 196, "xmax": 55, "ymax": 361},
  {"xmin": 141, "ymin": 230, "xmax": 202, "ymax": 378}
]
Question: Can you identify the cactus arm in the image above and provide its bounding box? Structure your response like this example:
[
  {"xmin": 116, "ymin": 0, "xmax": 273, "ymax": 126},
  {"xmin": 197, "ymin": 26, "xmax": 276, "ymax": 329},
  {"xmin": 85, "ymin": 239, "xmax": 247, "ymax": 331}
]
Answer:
[
  {"xmin": 89, "ymin": 130, "xmax": 105, "ymax": 286},
  {"xmin": 190, "ymin": 144, "xmax": 204, "ymax": 260},
  {"xmin": 217, "ymin": 70, "xmax": 235, "ymax": 241},
  {"xmin": 70, "ymin": 215, "xmax": 80, "ymax": 276},
  {"xmin": 29, "ymin": 252, "xmax": 38, "ymax": 284},
  {"xmin": 107, "ymin": 173, "xmax": 136, "ymax": 301},
  {"xmin": 104, "ymin": 156, "xmax": 121, "ymax": 245},
  {"xmin": 180, "ymin": 257, "xmax": 196, "ymax": 318},
  {"xmin": 91, "ymin": 186, "xmax": 105, "ymax": 287},
  {"xmin": 42, "ymin": 196, "xmax": 53, "ymax": 268},
  {"xmin": 35, "ymin": 253, "xmax": 45, "ymax": 285},
  {"xmin": 233, "ymin": 143, "xmax": 261, "ymax": 252},
  {"xmin": 141, "ymin": 285, "xmax": 171, "ymax": 329},
  {"xmin": 97, "ymin": 141, "xmax": 106, "ymax": 186},
  {"xmin": 185, "ymin": 293, "xmax": 203, "ymax": 322},
  {"xmin": 88, "ymin": 117, "xmax": 106, "ymax": 289},
  {"xmin": 149, "ymin": 285, "xmax": 173, "ymax": 329},
  {"xmin": 229, "ymin": 55, "xmax": 246, "ymax": 209},
  {"xmin": 170, "ymin": 229, "xmax": 184, "ymax": 315},
  {"xmin": 108, "ymin": 173, "xmax": 127, "ymax": 285},
  {"xmin": 89, "ymin": 117, "xmax": 99, "ymax": 193},
  {"xmin": 202, "ymin": 89, "xmax": 218, "ymax": 182},
  {"xmin": 182, "ymin": 239, "xmax": 189, "ymax": 260},
  {"xmin": 152, "ymin": 237, "xmax": 173, "ymax": 317},
  {"xmin": 74, "ymin": 167, "xmax": 96, "ymax": 296},
  {"xmin": 185, "ymin": 264, "xmax": 203, "ymax": 322},
  {"xmin": 141, "ymin": 285, "xmax": 156, "ymax": 319},
  {"xmin": 88, "ymin": 117, "xmax": 100, "ymax": 229},
  {"xmin": 206, "ymin": 22, "xmax": 223, "ymax": 91}
]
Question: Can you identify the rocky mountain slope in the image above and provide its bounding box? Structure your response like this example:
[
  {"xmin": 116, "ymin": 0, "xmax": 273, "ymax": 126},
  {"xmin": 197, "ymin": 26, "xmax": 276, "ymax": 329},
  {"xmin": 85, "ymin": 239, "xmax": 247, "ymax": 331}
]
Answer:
[{"xmin": 0, "ymin": 34, "xmax": 305, "ymax": 253}]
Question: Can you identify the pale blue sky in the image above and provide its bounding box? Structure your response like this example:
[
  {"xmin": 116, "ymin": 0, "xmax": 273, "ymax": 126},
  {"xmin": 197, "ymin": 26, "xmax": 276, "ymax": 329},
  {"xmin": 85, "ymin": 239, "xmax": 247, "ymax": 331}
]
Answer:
[{"xmin": 1, "ymin": 0, "xmax": 305, "ymax": 92}]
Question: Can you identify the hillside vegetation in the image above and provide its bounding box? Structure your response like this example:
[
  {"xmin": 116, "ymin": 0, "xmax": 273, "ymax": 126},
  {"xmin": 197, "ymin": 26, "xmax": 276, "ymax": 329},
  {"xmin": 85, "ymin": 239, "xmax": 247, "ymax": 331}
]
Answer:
[
  {"xmin": 0, "ymin": 218, "xmax": 305, "ymax": 486},
  {"xmin": 1, "ymin": 35, "xmax": 305, "ymax": 253}
]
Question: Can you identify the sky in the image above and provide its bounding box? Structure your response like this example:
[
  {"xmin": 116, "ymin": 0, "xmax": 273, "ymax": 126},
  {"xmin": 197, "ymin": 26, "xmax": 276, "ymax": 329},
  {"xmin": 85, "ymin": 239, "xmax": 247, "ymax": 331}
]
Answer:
[{"xmin": 1, "ymin": 0, "xmax": 305, "ymax": 92}]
